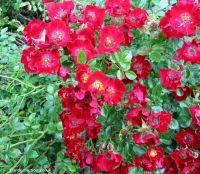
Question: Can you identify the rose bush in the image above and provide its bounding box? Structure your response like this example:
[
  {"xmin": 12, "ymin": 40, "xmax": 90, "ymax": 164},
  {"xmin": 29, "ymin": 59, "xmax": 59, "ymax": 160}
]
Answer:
[{"xmin": 20, "ymin": 0, "xmax": 200, "ymax": 173}]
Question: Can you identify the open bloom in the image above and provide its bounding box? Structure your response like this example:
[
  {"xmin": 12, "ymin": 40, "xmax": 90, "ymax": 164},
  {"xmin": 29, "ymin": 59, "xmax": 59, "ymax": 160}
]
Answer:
[
  {"xmin": 131, "ymin": 55, "xmax": 152, "ymax": 80},
  {"xmin": 98, "ymin": 25, "xmax": 124, "ymax": 54},
  {"xmin": 189, "ymin": 105, "xmax": 200, "ymax": 127},
  {"xmin": 46, "ymin": 1, "xmax": 74, "ymax": 21},
  {"xmin": 128, "ymin": 82, "xmax": 148, "ymax": 107},
  {"xmin": 105, "ymin": 0, "xmax": 131, "ymax": 17},
  {"xmin": 177, "ymin": 40, "xmax": 200, "ymax": 64},
  {"xmin": 125, "ymin": 8, "xmax": 148, "ymax": 29},
  {"xmin": 46, "ymin": 19, "xmax": 70, "ymax": 47},
  {"xmin": 81, "ymin": 5, "xmax": 105, "ymax": 30},
  {"xmin": 159, "ymin": 68, "xmax": 182, "ymax": 91},
  {"xmin": 104, "ymin": 78, "xmax": 126, "ymax": 106},
  {"xmin": 148, "ymin": 111, "xmax": 172, "ymax": 133}
]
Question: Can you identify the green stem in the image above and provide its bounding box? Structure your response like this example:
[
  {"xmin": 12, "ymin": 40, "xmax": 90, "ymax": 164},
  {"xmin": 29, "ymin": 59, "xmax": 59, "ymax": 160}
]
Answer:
[{"xmin": 10, "ymin": 139, "xmax": 34, "ymax": 148}]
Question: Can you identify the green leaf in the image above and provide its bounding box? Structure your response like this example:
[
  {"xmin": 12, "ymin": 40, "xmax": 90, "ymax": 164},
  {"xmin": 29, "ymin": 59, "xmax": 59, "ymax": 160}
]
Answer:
[
  {"xmin": 149, "ymin": 51, "xmax": 162, "ymax": 62},
  {"xmin": 117, "ymin": 70, "xmax": 124, "ymax": 80},
  {"xmin": 9, "ymin": 148, "xmax": 21, "ymax": 159},
  {"xmin": 77, "ymin": 50, "xmax": 87, "ymax": 64},
  {"xmin": 169, "ymin": 119, "xmax": 179, "ymax": 130},
  {"xmin": 125, "ymin": 71, "xmax": 137, "ymax": 80},
  {"xmin": 67, "ymin": 164, "xmax": 76, "ymax": 173},
  {"xmin": 27, "ymin": 150, "xmax": 39, "ymax": 159}
]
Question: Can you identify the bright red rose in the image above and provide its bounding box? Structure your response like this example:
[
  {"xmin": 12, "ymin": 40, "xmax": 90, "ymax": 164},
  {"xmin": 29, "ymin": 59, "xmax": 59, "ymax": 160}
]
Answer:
[
  {"xmin": 87, "ymin": 71, "xmax": 109, "ymax": 95},
  {"xmin": 104, "ymin": 78, "xmax": 126, "ymax": 106},
  {"xmin": 21, "ymin": 47, "xmax": 37, "ymax": 73},
  {"xmin": 23, "ymin": 20, "xmax": 50, "ymax": 48},
  {"xmin": 133, "ymin": 154, "xmax": 156, "ymax": 172},
  {"xmin": 181, "ymin": 160, "xmax": 200, "ymax": 174},
  {"xmin": 175, "ymin": 128, "xmax": 199, "ymax": 149},
  {"xmin": 147, "ymin": 146, "xmax": 165, "ymax": 162},
  {"xmin": 160, "ymin": 11, "xmax": 184, "ymax": 39},
  {"xmin": 67, "ymin": 40, "xmax": 97, "ymax": 63},
  {"xmin": 46, "ymin": 1, "xmax": 74, "ymax": 21},
  {"xmin": 46, "ymin": 19, "xmax": 70, "ymax": 47},
  {"xmin": 33, "ymin": 49, "xmax": 61, "ymax": 74},
  {"xmin": 159, "ymin": 68, "xmax": 182, "ymax": 91},
  {"xmin": 81, "ymin": 5, "xmax": 105, "ymax": 30},
  {"xmin": 148, "ymin": 111, "xmax": 172, "ymax": 133},
  {"xmin": 125, "ymin": 108, "xmax": 150, "ymax": 126},
  {"xmin": 105, "ymin": 0, "xmax": 131, "ymax": 17},
  {"xmin": 172, "ymin": 86, "xmax": 191, "ymax": 101},
  {"xmin": 42, "ymin": 0, "xmax": 54, "ymax": 3},
  {"xmin": 57, "ymin": 66, "xmax": 69, "ymax": 82},
  {"xmin": 98, "ymin": 25, "xmax": 124, "ymax": 54},
  {"xmin": 119, "ymin": 24, "xmax": 134, "ymax": 46},
  {"xmin": 75, "ymin": 64, "xmax": 92, "ymax": 89},
  {"xmin": 131, "ymin": 55, "xmax": 152, "ymax": 80},
  {"xmin": 125, "ymin": 8, "xmax": 148, "ymax": 29},
  {"xmin": 128, "ymin": 82, "xmax": 148, "ymax": 108},
  {"xmin": 189, "ymin": 105, "xmax": 200, "ymax": 127},
  {"xmin": 79, "ymin": 150, "xmax": 94, "ymax": 169},
  {"xmin": 169, "ymin": 2, "xmax": 199, "ymax": 36},
  {"xmin": 177, "ymin": 40, "xmax": 200, "ymax": 64},
  {"xmin": 93, "ymin": 151, "xmax": 123, "ymax": 172},
  {"xmin": 133, "ymin": 132, "xmax": 160, "ymax": 146},
  {"xmin": 109, "ymin": 163, "xmax": 133, "ymax": 174},
  {"xmin": 170, "ymin": 149, "xmax": 195, "ymax": 170}
]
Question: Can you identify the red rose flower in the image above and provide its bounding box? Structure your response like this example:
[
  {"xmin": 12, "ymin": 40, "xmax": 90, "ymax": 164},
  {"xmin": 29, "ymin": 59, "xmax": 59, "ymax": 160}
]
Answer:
[
  {"xmin": 133, "ymin": 132, "xmax": 160, "ymax": 146},
  {"xmin": 159, "ymin": 68, "xmax": 182, "ymax": 91},
  {"xmin": 67, "ymin": 40, "xmax": 97, "ymax": 63},
  {"xmin": 147, "ymin": 146, "xmax": 165, "ymax": 161},
  {"xmin": 125, "ymin": 8, "xmax": 148, "ymax": 29},
  {"xmin": 128, "ymin": 82, "xmax": 148, "ymax": 108},
  {"xmin": 105, "ymin": 0, "xmax": 131, "ymax": 17},
  {"xmin": 76, "ymin": 64, "xmax": 92, "ymax": 89},
  {"xmin": 148, "ymin": 111, "xmax": 172, "ymax": 133},
  {"xmin": 81, "ymin": 5, "xmax": 105, "ymax": 30},
  {"xmin": 169, "ymin": 2, "xmax": 199, "ymax": 36},
  {"xmin": 125, "ymin": 108, "xmax": 150, "ymax": 126},
  {"xmin": 46, "ymin": 19, "xmax": 70, "ymax": 47},
  {"xmin": 86, "ymin": 118, "xmax": 102, "ymax": 139},
  {"xmin": 104, "ymin": 78, "xmax": 126, "ymax": 106},
  {"xmin": 119, "ymin": 24, "xmax": 134, "ymax": 46},
  {"xmin": 57, "ymin": 66, "xmax": 69, "ymax": 82},
  {"xmin": 177, "ymin": 40, "xmax": 200, "ymax": 64},
  {"xmin": 93, "ymin": 151, "xmax": 123, "ymax": 172},
  {"xmin": 79, "ymin": 150, "xmax": 94, "ymax": 169},
  {"xmin": 133, "ymin": 154, "xmax": 156, "ymax": 172},
  {"xmin": 42, "ymin": 0, "xmax": 54, "ymax": 3},
  {"xmin": 21, "ymin": 47, "xmax": 37, "ymax": 73},
  {"xmin": 160, "ymin": 11, "xmax": 184, "ymax": 39},
  {"xmin": 170, "ymin": 149, "xmax": 195, "ymax": 170},
  {"xmin": 109, "ymin": 163, "xmax": 133, "ymax": 174},
  {"xmin": 172, "ymin": 86, "xmax": 191, "ymax": 101},
  {"xmin": 98, "ymin": 25, "xmax": 124, "ymax": 54},
  {"xmin": 33, "ymin": 49, "xmax": 61, "ymax": 74},
  {"xmin": 175, "ymin": 128, "xmax": 199, "ymax": 149},
  {"xmin": 87, "ymin": 71, "xmax": 109, "ymax": 95},
  {"xmin": 189, "ymin": 105, "xmax": 200, "ymax": 127},
  {"xmin": 46, "ymin": 1, "xmax": 74, "ymax": 21},
  {"xmin": 23, "ymin": 20, "xmax": 50, "ymax": 48},
  {"xmin": 131, "ymin": 55, "xmax": 152, "ymax": 80}
]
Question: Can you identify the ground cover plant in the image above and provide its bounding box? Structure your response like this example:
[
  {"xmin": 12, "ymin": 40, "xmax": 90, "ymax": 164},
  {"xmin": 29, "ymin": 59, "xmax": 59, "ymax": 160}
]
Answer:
[{"xmin": 1, "ymin": 0, "xmax": 200, "ymax": 173}]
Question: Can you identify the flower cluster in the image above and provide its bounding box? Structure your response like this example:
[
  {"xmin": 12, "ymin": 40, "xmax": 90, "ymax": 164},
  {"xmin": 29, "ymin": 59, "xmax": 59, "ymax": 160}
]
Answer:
[{"xmin": 21, "ymin": 0, "xmax": 200, "ymax": 173}]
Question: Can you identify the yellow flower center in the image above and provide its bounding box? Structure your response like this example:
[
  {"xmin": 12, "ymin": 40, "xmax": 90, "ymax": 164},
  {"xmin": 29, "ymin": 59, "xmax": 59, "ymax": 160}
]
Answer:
[
  {"xmin": 92, "ymin": 80, "xmax": 104, "ymax": 91},
  {"xmin": 106, "ymin": 88, "xmax": 114, "ymax": 96},
  {"xmin": 42, "ymin": 56, "xmax": 51, "ymax": 65},
  {"xmin": 105, "ymin": 37, "xmax": 114, "ymax": 48},
  {"xmin": 149, "ymin": 149, "xmax": 157, "ymax": 157},
  {"xmin": 81, "ymin": 73, "xmax": 89, "ymax": 83},
  {"xmin": 54, "ymin": 31, "xmax": 63, "ymax": 42},
  {"xmin": 181, "ymin": 13, "xmax": 190, "ymax": 23}
]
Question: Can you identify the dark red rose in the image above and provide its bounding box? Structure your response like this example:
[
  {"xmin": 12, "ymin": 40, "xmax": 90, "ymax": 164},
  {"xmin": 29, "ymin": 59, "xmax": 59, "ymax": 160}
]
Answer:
[
  {"xmin": 128, "ymin": 82, "xmax": 148, "ymax": 108},
  {"xmin": 172, "ymin": 86, "xmax": 191, "ymax": 101},
  {"xmin": 133, "ymin": 132, "xmax": 160, "ymax": 146},
  {"xmin": 159, "ymin": 68, "xmax": 182, "ymax": 91},
  {"xmin": 125, "ymin": 108, "xmax": 150, "ymax": 126},
  {"xmin": 189, "ymin": 105, "xmax": 200, "ymax": 127},
  {"xmin": 148, "ymin": 111, "xmax": 172, "ymax": 133},
  {"xmin": 131, "ymin": 55, "xmax": 152, "ymax": 80}
]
